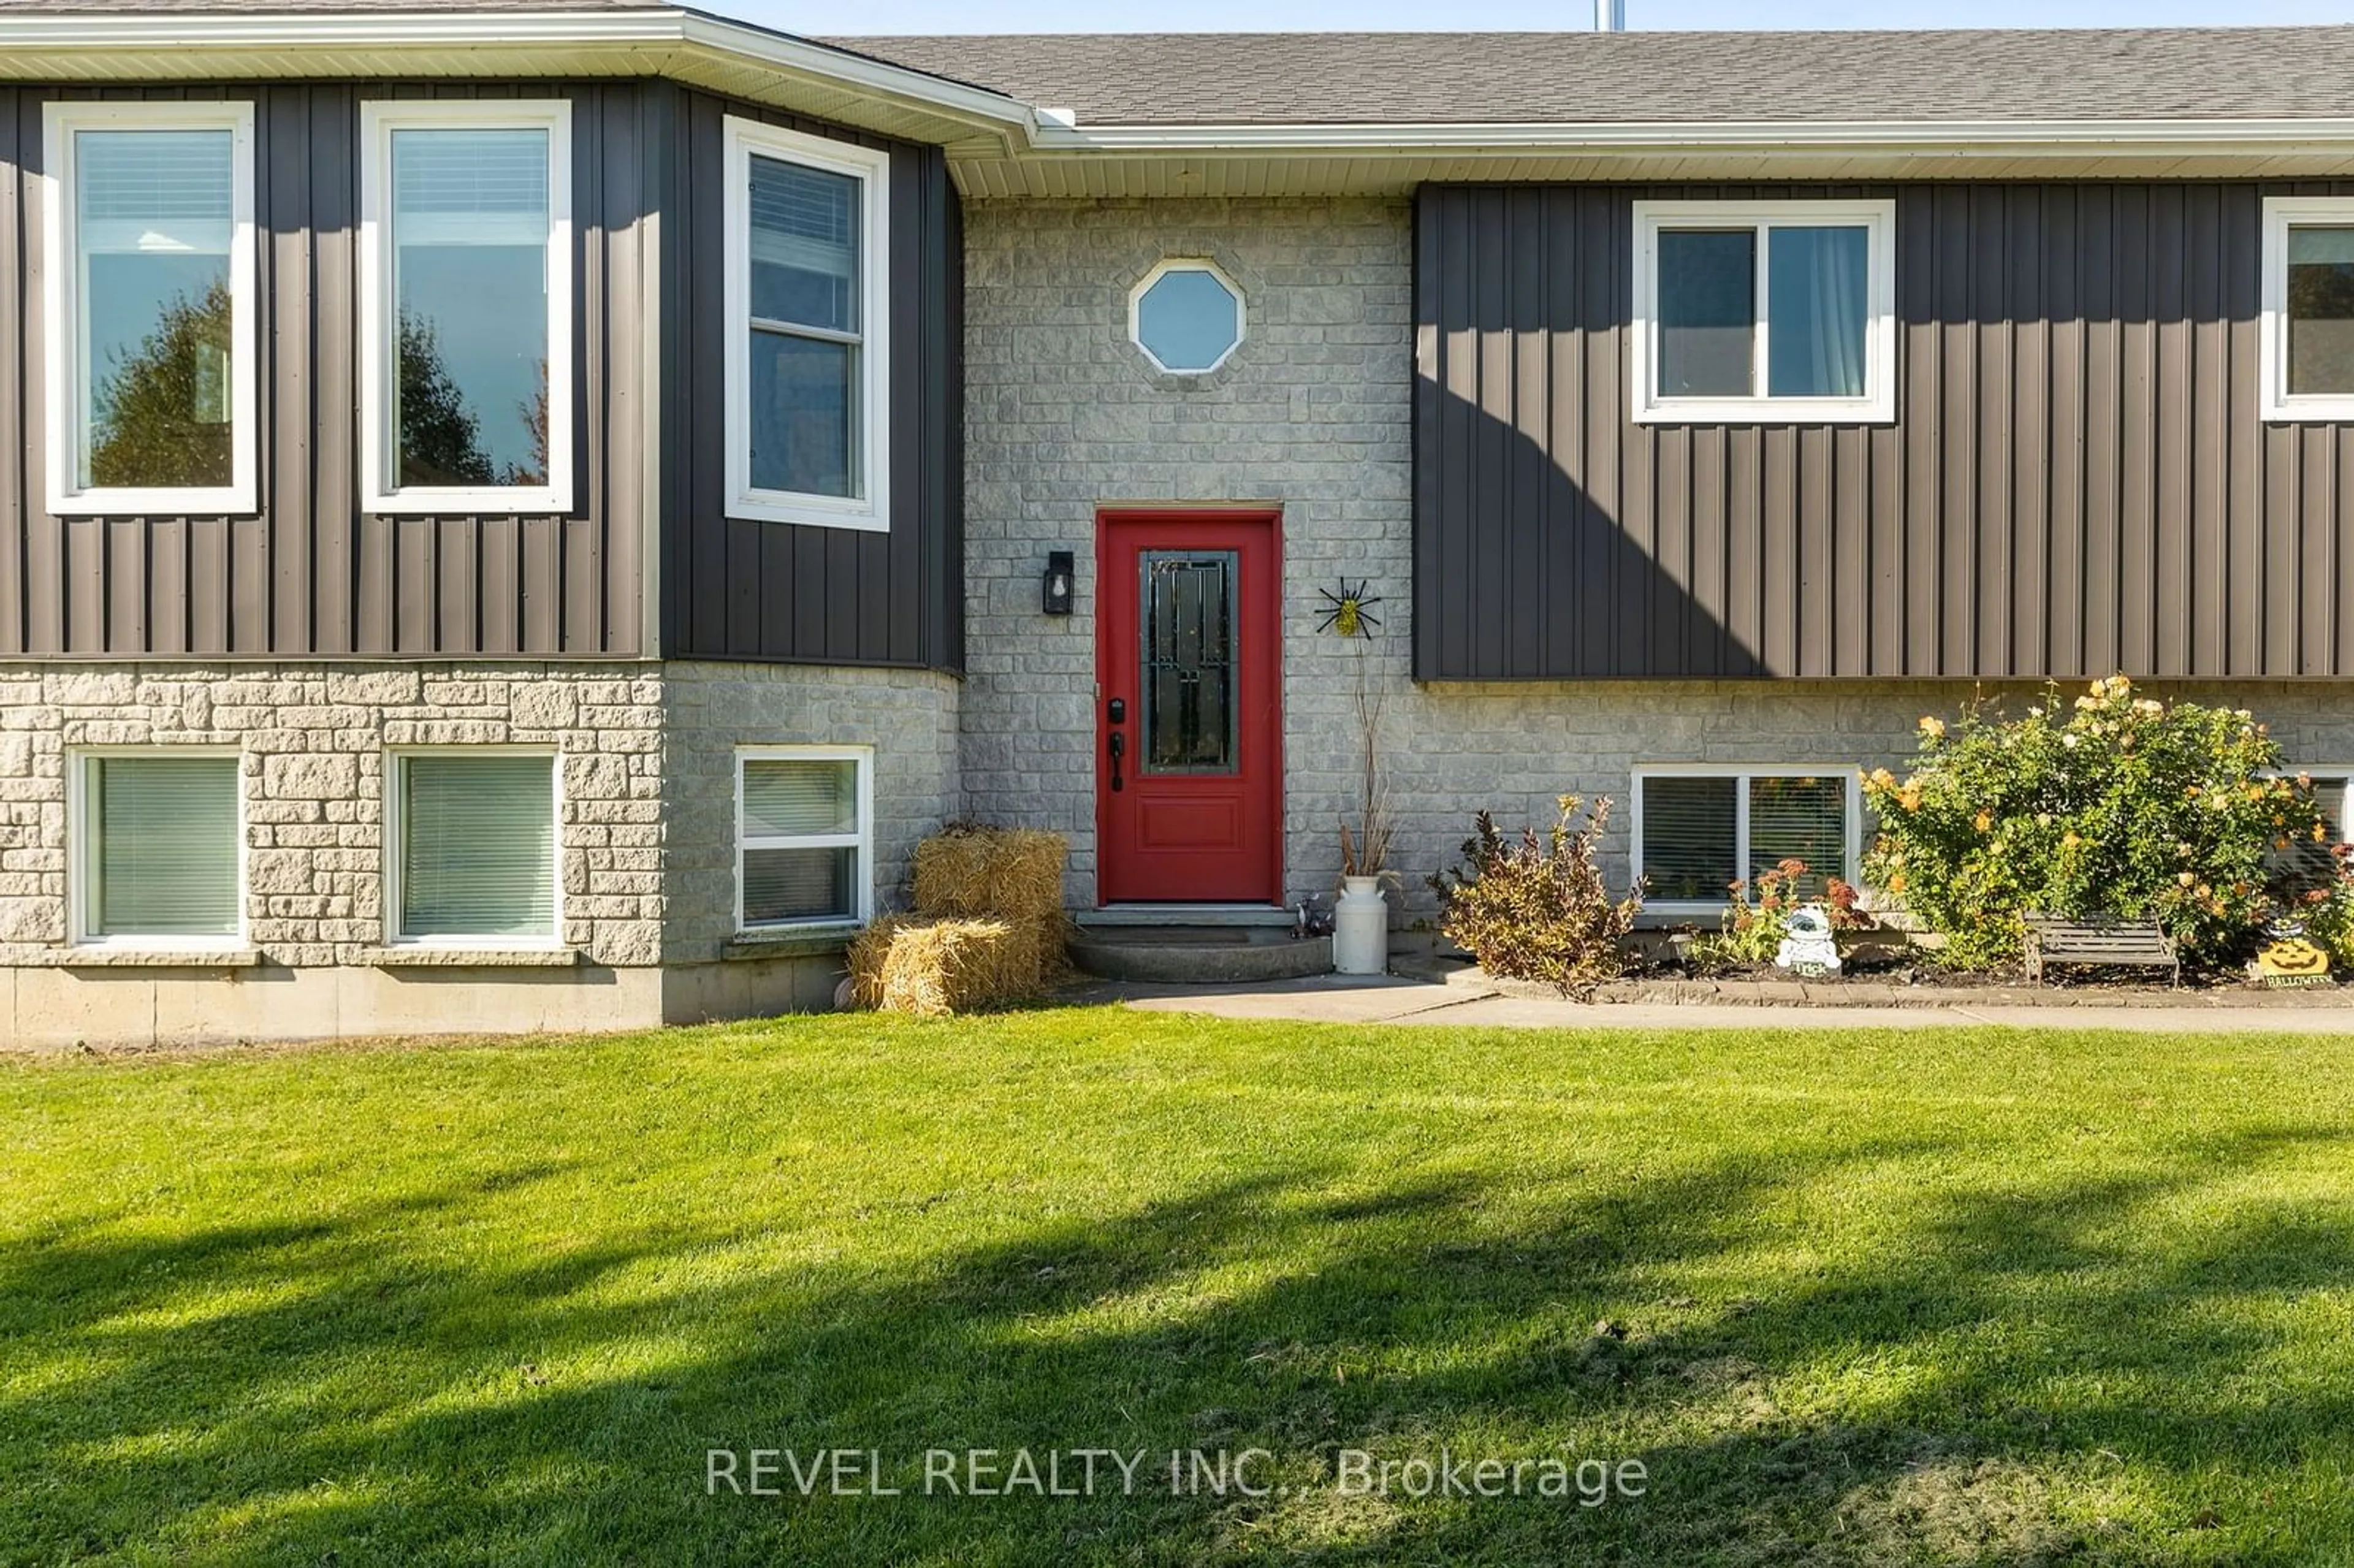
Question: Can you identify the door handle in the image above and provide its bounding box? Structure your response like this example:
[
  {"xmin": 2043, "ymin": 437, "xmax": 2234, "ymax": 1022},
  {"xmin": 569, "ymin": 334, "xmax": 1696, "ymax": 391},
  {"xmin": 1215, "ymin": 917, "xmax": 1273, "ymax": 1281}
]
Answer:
[{"xmin": 1108, "ymin": 729, "xmax": 1126, "ymax": 793}]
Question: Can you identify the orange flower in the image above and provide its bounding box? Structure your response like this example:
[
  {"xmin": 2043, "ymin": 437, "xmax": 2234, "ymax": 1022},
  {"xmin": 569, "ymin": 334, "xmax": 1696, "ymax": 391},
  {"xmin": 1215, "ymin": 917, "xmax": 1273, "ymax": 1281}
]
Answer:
[{"xmin": 1973, "ymin": 810, "xmax": 1992, "ymax": 834}]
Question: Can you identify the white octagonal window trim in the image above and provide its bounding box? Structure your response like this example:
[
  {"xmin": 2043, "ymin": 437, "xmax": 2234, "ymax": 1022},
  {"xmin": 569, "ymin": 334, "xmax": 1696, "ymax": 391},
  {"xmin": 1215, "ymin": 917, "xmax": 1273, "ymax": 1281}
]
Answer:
[{"xmin": 1129, "ymin": 259, "xmax": 1245, "ymax": 375}]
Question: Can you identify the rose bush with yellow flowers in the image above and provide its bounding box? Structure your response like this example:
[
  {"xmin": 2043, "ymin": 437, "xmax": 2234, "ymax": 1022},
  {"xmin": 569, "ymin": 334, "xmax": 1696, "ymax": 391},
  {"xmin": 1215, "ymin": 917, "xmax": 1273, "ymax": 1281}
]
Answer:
[{"xmin": 1861, "ymin": 677, "xmax": 2339, "ymax": 970}]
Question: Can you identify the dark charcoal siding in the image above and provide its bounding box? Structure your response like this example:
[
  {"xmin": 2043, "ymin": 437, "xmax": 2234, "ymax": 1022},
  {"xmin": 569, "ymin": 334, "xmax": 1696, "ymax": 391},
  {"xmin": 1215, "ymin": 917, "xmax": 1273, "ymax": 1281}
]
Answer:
[
  {"xmin": 0, "ymin": 82, "xmax": 653, "ymax": 659},
  {"xmin": 661, "ymin": 87, "xmax": 962, "ymax": 671},
  {"xmin": 1415, "ymin": 181, "xmax": 2354, "ymax": 682}
]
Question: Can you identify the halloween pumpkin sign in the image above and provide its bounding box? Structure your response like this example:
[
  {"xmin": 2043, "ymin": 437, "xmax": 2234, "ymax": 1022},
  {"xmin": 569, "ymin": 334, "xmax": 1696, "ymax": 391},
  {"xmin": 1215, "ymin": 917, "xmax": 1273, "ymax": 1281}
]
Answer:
[{"xmin": 2256, "ymin": 920, "xmax": 2333, "ymax": 988}]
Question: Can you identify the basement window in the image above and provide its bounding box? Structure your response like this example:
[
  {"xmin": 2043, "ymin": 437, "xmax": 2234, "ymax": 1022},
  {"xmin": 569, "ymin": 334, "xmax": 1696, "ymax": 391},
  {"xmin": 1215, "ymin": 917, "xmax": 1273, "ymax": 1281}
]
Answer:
[
  {"xmin": 2274, "ymin": 769, "xmax": 2352, "ymax": 886},
  {"xmin": 1632, "ymin": 767, "xmax": 1858, "ymax": 912},
  {"xmin": 723, "ymin": 118, "xmax": 891, "ymax": 531},
  {"xmin": 390, "ymin": 753, "xmax": 560, "ymax": 944},
  {"xmin": 1631, "ymin": 199, "xmax": 1895, "ymax": 424},
  {"xmin": 2262, "ymin": 199, "xmax": 2354, "ymax": 421},
  {"xmin": 72, "ymin": 752, "xmax": 244, "ymax": 946},
  {"xmin": 737, "ymin": 747, "xmax": 871, "ymax": 931},
  {"xmin": 42, "ymin": 102, "xmax": 257, "ymax": 516}
]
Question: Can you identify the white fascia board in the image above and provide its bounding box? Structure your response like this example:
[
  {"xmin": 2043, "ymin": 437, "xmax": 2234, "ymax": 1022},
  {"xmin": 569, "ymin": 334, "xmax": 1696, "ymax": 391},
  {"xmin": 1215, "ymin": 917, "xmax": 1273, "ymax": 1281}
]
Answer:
[
  {"xmin": 0, "ymin": 9, "xmax": 1043, "ymax": 142},
  {"xmin": 1025, "ymin": 116, "xmax": 2354, "ymax": 159}
]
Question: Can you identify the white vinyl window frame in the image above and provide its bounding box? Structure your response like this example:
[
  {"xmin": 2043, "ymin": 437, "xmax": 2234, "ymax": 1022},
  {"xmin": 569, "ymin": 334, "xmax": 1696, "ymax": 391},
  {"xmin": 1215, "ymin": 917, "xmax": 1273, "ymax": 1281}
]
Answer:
[
  {"xmin": 1628, "ymin": 763, "xmax": 1864, "ymax": 916},
  {"xmin": 2273, "ymin": 766, "xmax": 2354, "ymax": 840},
  {"xmin": 722, "ymin": 116, "xmax": 891, "ymax": 532},
  {"xmin": 734, "ymin": 744, "xmax": 874, "ymax": 934},
  {"xmin": 66, "ymin": 745, "xmax": 248, "ymax": 951},
  {"xmin": 41, "ymin": 101, "xmax": 258, "ymax": 517},
  {"xmin": 383, "ymin": 746, "xmax": 566, "ymax": 949},
  {"xmin": 357, "ymin": 99, "xmax": 574, "ymax": 515},
  {"xmin": 1127, "ymin": 257, "xmax": 1247, "ymax": 375},
  {"xmin": 2260, "ymin": 197, "xmax": 2354, "ymax": 422},
  {"xmin": 1630, "ymin": 198, "xmax": 1897, "ymax": 425}
]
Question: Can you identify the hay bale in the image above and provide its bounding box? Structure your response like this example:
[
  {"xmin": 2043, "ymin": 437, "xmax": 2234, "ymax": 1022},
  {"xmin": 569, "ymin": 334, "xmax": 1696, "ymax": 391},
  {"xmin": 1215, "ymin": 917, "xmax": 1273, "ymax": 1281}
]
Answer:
[
  {"xmin": 912, "ymin": 826, "xmax": 1067, "ymax": 926},
  {"xmin": 847, "ymin": 915, "xmax": 1048, "ymax": 1018}
]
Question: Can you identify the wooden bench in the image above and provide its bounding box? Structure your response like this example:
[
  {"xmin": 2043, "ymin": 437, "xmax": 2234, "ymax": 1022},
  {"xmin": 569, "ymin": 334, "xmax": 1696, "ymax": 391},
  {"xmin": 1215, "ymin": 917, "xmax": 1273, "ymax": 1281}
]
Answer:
[{"xmin": 2022, "ymin": 912, "xmax": 2180, "ymax": 986}]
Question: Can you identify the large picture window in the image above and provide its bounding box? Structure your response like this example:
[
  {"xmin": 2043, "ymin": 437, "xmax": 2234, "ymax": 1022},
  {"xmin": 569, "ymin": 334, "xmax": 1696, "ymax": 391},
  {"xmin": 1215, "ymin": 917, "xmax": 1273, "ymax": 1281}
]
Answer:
[
  {"xmin": 723, "ymin": 117, "xmax": 890, "ymax": 531},
  {"xmin": 359, "ymin": 101, "xmax": 572, "ymax": 512},
  {"xmin": 1632, "ymin": 767, "xmax": 1859, "ymax": 912},
  {"xmin": 1631, "ymin": 200, "xmax": 1895, "ymax": 424},
  {"xmin": 2261, "ymin": 199, "xmax": 2354, "ymax": 421},
  {"xmin": 390, "ymin": 753, "xmax": 560, "ymax": 944},
  {"xmin": 42, "ymin": 102, "xmax": 256, "ymax": 516},
  {"xmin": 72, "ymin": 752, "xmax": 243, "ymax": 946},
  {"xmin": 736, "ymin": 747, "xmax": 870, "ymax": 930}
]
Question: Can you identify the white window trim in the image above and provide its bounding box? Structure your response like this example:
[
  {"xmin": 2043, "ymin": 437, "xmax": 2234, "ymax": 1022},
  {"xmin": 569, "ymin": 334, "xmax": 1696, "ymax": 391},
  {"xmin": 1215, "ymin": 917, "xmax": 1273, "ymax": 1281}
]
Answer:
[
  {"xmin": 1630, "ymin": 198, "xmax": 1897, "ymax": 426},
  {"xmin": 41, "ymin": 101, "xmax": 258, "ymax": 517},
  {"xmin": 384, "ymin": 747, "xmax": 566, "ymax": 949},
  {"xmin": 722, "ymin": 116, "xmax": 891, "ymax": 532},
  {"xmin": 1628, "ymin": 763, "xmax": 1863, "ymax": 916},
  {"xmin": 2273, "ymin": 766, "xmax": 2354, "ymax": 838},
  {"xmin": 357, "ymin": 99, "xmax": 574, "ymax": 515},
  {"xmin": 2260, "ymin": 197, "xmax": 2354, "ymax": 422},
  {"xmin": 1128, "ymin": 257, "xmax": 1247, "ymax": 375},
  {"xmin": 735, "ymin": 744, "xmax": 874, "ymax": 934},
  {"xmin": 67, "ymin": 746, "xmax": 248, "ymax": 951}
]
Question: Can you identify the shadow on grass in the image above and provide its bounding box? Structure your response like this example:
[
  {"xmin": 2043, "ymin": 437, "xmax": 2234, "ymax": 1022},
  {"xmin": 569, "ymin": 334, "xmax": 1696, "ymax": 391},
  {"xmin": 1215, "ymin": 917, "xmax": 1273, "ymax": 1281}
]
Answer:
[{"xmin": 4, "ymin": 1124, "xmax": 2352, "ymax": 1566}]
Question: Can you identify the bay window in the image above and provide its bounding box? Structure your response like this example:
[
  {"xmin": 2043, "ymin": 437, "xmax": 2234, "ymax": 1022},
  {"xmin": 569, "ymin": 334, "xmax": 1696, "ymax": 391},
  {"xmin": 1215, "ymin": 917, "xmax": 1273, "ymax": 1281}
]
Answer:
[
  {"xmin": 42, "ymin": 102, "xmax": 256, "ymax": 514},
  {"xmin": 723, "ymin": 117, "xmax": 890, "ymax": 530},
  {"xmin": 359, "ymin": 101, "xmax": 572, "ymax": 512}
]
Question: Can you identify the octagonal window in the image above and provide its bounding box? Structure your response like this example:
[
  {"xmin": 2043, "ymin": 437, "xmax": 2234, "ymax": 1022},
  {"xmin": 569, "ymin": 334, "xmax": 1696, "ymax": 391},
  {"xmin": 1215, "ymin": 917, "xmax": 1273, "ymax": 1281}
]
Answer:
[{"xmin": 1130, "ymin": 261, "xmax": 1244, "ymax": 374}]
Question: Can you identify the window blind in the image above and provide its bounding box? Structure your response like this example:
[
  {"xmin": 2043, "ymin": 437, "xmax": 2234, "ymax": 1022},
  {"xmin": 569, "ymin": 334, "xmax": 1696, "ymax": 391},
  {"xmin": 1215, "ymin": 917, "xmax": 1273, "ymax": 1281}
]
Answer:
[
  {"xmin": 744, "ymin": 846, "xmax": 856, "ymax": 924},
  {"xmin": 743, "ymin": 758, "xmax": 856, "ymax": 837},
  {"xmin": 94, "ymin": 755, "xmax": 238, "ymax": 938},
  {"xmin": 401, "ymin": 755, "xmax": 555, "ymax": 938},
  {"xmin": 1640, "ymin": 775, "xmax": 1737, "ymax": 904},
  {"xmin": 1747, "ymin": 775, "xmax": 1848, "ymax": 894}
]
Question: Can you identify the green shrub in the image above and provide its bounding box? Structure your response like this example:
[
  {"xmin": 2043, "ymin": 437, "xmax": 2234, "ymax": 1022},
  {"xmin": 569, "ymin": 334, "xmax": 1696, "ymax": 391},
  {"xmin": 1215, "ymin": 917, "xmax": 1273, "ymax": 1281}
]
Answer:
[
  {"xmin": 1688, "ymin": 859, "xmax": 1866, "ymax": 970},
  {"xmin": 2296, "ymin": 845, "xmax": 2354, "ymax": 969},
  {"xmin": 1861, "ymin": 677, "xmax": 2332, "ymax": 969},
  {"xmin": 1431, "ymin": 795, "xmax": 1640, "ymax": 994}
]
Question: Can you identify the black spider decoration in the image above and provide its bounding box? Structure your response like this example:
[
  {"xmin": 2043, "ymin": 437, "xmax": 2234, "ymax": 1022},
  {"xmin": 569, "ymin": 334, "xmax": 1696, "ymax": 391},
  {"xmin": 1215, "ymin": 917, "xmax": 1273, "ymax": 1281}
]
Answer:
[{"xmin": 1316, "ymin": 580, "xmax": 1383, "ymax": 637}]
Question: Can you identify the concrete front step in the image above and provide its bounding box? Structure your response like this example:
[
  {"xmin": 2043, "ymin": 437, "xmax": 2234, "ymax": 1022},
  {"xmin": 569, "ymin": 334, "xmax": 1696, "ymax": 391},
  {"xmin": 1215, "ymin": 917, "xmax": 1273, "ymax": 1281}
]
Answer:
[{"xmin": 1067, "ymin": 923, "xmax": 1335, "ymax": 983}]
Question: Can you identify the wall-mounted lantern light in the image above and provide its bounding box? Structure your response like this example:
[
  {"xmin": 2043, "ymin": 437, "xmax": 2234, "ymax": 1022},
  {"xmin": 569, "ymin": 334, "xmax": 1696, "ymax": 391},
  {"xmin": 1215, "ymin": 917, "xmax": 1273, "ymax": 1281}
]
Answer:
[{"xmin": 1043, "ymin": 550, "xmax": 1075, "ymax": 615}]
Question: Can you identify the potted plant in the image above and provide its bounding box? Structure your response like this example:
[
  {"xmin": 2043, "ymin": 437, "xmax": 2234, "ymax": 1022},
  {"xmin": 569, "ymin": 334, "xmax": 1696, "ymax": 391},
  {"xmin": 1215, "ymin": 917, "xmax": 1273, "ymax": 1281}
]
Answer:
[{"xmin": 1335, "ymin": 643, "xmax": 1397, "ymax": 974}]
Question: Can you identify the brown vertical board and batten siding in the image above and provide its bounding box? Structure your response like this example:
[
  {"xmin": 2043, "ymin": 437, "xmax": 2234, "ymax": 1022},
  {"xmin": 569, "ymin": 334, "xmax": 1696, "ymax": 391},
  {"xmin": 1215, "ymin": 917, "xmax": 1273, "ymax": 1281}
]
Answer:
[
  {"xmin": 660, "ymin": 88, "xmax": 961, "ymax": 671},
  {"xmin": 0, "ymin": 80, "xmax": 650, "ymax": 660},
  {"xmin": 1416, "ymin": 180, "xmax": 2354, "ymax": 681}
]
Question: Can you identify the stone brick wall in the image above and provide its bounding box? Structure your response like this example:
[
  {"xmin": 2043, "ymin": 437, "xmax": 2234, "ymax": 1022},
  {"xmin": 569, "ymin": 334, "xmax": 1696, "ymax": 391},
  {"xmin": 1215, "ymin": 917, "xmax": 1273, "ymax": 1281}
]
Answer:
[
  {"xmin": 962, "ymin": 196, "xmax": 1415, "ymax": 906},
  {"xmin": 0, "ymin": 660, "xmax": 961, "ymax": 972},
  {"xmin": 0, "ymin": 663, "xmax": 667, "ymax": 965},
  {"xmin": 961, "ymin": 196, "xmax": 2354, "ymax": 918},
  {"xmin": 661, "ymin": 661, "xmax": 961, "ymax": 961}
]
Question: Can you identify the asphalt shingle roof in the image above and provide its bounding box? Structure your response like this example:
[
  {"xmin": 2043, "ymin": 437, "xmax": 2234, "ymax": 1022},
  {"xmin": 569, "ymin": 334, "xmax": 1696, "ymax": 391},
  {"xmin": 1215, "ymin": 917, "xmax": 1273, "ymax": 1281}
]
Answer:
[
  {"xmin": 820, "ymin": 26, "xmax": 2354, "ymax": 127},
  {"xmin": 6, "ymin": 3, "xmax": 2353, "ymax": 131}
]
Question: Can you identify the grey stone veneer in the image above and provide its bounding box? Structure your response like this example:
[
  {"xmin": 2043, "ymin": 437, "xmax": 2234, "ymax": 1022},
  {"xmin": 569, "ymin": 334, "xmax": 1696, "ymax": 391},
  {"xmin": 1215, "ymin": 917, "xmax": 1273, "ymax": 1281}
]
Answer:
[
  {"xmin": 959, "ymin": 196, "xmax": 2354, "ymax": 917},
  {"xmin": 0, "ymin": 660, "xmax": 958, "ymax": 1043}
]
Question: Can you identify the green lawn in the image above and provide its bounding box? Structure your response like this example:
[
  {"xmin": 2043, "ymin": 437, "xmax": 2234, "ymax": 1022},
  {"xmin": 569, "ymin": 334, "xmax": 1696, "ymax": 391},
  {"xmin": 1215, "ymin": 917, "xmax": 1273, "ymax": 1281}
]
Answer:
[{"xmin": 4, "ymin": 1011, "xmax": 2353, "ymax": 1566}]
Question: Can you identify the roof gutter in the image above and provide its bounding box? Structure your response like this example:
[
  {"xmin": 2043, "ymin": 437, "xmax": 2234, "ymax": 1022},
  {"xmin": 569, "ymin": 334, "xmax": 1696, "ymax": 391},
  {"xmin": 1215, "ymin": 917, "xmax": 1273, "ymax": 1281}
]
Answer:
[
  {"xmin": 0, "ymin": 8, "xmax": 1044, "ymax": 143},
  {"xmin": 1027, "ymin": 115, "xmax": 2354, "ymax": 157}
]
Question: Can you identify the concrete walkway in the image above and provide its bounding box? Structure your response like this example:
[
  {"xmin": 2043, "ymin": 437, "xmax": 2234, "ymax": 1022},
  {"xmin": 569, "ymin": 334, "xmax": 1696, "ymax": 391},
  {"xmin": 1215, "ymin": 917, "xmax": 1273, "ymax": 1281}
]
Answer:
[{"xmin": 1066, "ymin": 972, "xmax": 2354, "ymax": 1034}]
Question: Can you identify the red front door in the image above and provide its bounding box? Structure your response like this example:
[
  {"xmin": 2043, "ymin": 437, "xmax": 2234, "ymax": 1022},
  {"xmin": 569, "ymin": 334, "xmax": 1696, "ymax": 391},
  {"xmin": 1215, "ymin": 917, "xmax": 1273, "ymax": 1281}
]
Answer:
[{"xmin": 1095, "ymin": 510, "xmax": 1282, "ymax": 904}]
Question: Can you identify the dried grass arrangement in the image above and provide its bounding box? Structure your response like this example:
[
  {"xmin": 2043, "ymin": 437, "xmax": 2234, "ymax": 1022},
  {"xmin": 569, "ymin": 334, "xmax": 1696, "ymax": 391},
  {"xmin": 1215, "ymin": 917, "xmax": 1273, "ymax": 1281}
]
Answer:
[{"xmin": 847, "ymin": 825, "xmax": 1071, "ymax": 1016}]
